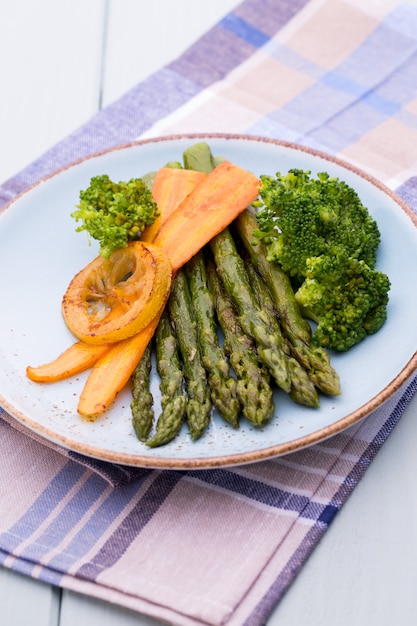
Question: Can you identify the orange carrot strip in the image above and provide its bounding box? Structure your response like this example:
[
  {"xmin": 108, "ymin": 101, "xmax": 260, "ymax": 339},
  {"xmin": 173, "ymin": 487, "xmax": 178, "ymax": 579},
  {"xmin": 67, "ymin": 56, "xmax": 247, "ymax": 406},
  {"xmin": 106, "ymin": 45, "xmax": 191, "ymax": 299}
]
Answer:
[
  {"xmin": 77, "ymin": 313, "xmax": 161, "ymax": 419},
  {"xmin": 141, "ymin": 168, "xmax": 207, "ymax": 243},
  {"xmin": 153, "ymin": 160, "xmax": 261, "ymax": 271},
  {"xmin": 26, "ymin": 341, "xmax": 110, "ymax": 383}
]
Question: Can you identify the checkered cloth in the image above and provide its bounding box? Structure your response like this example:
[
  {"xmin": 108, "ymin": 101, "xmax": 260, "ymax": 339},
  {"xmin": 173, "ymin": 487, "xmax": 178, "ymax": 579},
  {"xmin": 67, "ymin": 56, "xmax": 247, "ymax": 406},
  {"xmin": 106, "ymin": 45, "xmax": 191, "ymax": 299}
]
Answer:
[{"xmin": 1, "ymin": 1, "xmax": 417, "ymax": 624}]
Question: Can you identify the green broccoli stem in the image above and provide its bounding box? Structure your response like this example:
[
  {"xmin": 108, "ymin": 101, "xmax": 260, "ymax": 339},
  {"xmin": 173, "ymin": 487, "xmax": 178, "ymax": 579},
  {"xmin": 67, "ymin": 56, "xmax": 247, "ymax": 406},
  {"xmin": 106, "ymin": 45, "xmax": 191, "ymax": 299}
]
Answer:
[
  {"xmin": 130, "ymin": 342, "xmax": 154, "ymax": 441},
  {"xmin": 206, "ymin": 258, "xmax": 275, "ymax": 427},
  {"xmin": 185, "ymin": 251, "xmax": 241, "ymax": 427},
  {"xmin": 209, "ymin": 228, "xmax": 292, "ymax": 394},
  {"xmin": 235, "ymin": 210, "xmax": 341, "ymax": 396},
  {"xmin": 168, "ymin": 270, "xmax": 212, "ymax": 440},
  {"xmin": 146, "ymin": 310, "xmax": 187, "ymax": 448}
]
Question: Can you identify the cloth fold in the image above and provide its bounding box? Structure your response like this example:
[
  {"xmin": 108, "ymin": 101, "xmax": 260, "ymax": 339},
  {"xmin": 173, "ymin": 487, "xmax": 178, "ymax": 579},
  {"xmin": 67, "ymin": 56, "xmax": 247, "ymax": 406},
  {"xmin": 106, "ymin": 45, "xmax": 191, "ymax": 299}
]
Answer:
[
  {"xmin": 1, "ymin": 1, "xmax": 417, "ymax": 624},
  {"xmin": 0, "ymin": 408, "xmax": 148, "ymax": 487}
]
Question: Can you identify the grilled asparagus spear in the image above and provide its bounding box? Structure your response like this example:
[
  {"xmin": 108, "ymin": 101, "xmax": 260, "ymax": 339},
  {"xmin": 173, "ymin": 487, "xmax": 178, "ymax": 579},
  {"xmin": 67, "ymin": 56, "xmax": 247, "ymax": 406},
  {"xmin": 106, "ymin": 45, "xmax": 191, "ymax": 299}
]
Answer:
[
  {"xmin": 168, "ymin": 269, "xmax": 212, "ymax": 440},
  {"xmin": 146, "ymin": 310, "xmax": 187, "ymax": 448},
  {"xmin": 207, "ymin": 258, "xmax": 275, "ymax": 426},
  {"xmin": 131, "ymin": 342, "xmax": 154, "ymax": 441},
  {"xmin": 183, "ymin": 142, "xmax": 218, "ymax": 173},
  {"xmin": 186, "ymin": 250, "xmax": 241, "ymax": 427}
]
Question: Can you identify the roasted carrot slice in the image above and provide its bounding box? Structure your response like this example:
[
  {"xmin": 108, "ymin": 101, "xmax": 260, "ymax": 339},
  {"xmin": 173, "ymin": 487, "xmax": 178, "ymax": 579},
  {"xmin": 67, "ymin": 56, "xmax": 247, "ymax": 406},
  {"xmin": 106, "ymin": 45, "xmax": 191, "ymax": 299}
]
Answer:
[
  {"xmin": 26, "ymin": 341, "xmax": 110, "ymax": 383},
  {"xmin": 77, "ymin": 313, "xmax": 161, "ymax": 419},
  {"xmin": 141, "ymin": 167, "xmax": 207, "ymax": 243},
  {"xmin": 153, "ymin": 160, "xmax": 261, "ymax": 271}
]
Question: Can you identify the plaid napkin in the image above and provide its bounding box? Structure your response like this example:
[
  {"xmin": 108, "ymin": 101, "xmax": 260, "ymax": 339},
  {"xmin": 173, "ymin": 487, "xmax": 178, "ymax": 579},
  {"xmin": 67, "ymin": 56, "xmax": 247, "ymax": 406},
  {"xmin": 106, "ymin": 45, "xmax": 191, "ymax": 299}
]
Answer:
[{"xmin": 1, "ymin": 1, "xmax": 417, "ymax": 624}]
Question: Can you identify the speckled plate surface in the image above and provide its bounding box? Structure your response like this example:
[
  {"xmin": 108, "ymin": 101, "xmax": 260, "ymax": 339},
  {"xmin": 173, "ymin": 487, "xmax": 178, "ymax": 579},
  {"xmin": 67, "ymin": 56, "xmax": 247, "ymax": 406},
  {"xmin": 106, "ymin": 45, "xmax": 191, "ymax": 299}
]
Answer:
[{"xmin": 1, "ymin": 134, "xmax": 417, "ymax": 469}]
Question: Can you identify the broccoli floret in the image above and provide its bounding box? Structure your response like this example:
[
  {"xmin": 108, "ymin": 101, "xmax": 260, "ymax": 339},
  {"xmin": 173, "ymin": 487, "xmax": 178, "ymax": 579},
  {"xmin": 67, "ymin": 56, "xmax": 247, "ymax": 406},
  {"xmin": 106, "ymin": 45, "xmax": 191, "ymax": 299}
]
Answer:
[
  {"xmin": 256, "ymin": 169, "xmax": 381, "ymax": 280},
  {"xmin": 294, "ymin": 250, "xmax": 390, "ymax": 351},
  {"xmin": 254, "ymin": 168, "xmax": 390, "ymax": 351},
  {"xmin": 71, "ymin": 174, "xmax": 159, "ymax": 258}
]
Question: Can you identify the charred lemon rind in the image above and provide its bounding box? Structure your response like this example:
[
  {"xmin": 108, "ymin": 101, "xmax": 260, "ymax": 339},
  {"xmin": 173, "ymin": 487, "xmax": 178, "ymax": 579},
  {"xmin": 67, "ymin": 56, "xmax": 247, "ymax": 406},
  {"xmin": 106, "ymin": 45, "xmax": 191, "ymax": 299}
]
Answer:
[{"xmin": 62, "ymin": 241, "xmax": 172, "ymax": 345}]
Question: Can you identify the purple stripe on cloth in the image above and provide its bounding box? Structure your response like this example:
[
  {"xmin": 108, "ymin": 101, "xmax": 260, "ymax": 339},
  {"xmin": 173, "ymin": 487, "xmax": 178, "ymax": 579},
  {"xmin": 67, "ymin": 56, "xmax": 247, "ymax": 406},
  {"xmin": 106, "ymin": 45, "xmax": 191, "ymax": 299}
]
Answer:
[
  {"xmin": 242, "ymin": 523, "xmax": 324, "ymax": 626},
  {"xmin": 189, "ymin": 469, "xmax": 329, "ymax": 521},
  {"xmin": 235, "ymin": 0, "xmax": 310, "ymax": 37},
  {"xmin": 396, "ymin": 176, "xmax": 417, "ymax": 209},
  {"xmin": 220, "ymin": 14, "xmax": 270, "ymax": 48},
  {"xmin": 168, "ymin": 27, "xmax": 256, "ymax": 87},
  {"xmin": 1, "ymin": 462, "xmax": 87, "ymax": 554},
  {"xmin": 16, "ymin": 472, "xmax": 110, "ymax": 567},
  {"xmin": 76, "ymin": 471, "xmax": 182, "ymax": 580},
  {"xmin": 0, "ymin": 550, "xmax": 44, "ymax": 579},
  {"xmin": 46, "ymin": 476, "xmax": 152, "ymax": 573}
]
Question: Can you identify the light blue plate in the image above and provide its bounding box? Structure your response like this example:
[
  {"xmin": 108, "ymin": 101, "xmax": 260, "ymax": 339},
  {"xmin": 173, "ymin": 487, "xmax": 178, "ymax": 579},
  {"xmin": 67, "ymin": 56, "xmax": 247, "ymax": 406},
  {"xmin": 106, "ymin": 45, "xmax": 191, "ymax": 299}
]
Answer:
[{"xmin": 1, "ymin": 134, "xmax": 417, "ymax": 468}]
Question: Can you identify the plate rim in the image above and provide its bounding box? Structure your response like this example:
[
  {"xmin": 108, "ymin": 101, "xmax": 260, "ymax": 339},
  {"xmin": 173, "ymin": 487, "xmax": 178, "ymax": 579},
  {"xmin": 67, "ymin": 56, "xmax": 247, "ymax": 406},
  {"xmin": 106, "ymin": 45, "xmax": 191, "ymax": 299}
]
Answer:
[{"xmin": 1, "ymin": 132, "xmax": 417, "ymax": 469}]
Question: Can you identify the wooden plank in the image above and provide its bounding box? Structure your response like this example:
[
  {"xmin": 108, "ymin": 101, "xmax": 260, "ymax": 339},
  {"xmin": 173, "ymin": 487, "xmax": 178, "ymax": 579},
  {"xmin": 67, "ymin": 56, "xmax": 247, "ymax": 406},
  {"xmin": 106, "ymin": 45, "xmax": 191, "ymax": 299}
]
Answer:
[
  {"xmin": 0, "ymin": 0, "xmax": 105, "ymax": 183},
  {"xmin": 0, "ymin": 568, "xmax": 60, "ymax": 626}
]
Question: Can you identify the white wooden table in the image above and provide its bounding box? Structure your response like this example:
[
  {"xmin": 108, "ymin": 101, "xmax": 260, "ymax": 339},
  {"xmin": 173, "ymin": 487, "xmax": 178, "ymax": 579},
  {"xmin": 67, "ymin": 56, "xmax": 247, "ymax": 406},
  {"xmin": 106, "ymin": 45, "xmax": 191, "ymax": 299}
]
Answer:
[{"xmin": 1, "ymin": 2, "xmax": 417, "ymax": 624}]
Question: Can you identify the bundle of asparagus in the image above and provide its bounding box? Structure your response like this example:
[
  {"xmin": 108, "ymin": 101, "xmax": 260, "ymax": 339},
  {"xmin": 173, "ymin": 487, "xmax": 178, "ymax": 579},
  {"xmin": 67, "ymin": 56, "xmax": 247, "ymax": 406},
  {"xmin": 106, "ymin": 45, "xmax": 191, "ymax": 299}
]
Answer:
[
  {"xmin": 234, "ymin": 210, "xmax": 340, "ymax": 396},
  {"xmin": 206, "ymin": 258, "xmax": 275, "ymax": 428},
  {"xmin": 130, "ymin": 142, "xmax": 340, "ymax": 448}
]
